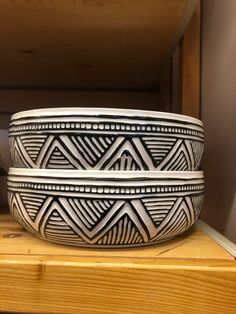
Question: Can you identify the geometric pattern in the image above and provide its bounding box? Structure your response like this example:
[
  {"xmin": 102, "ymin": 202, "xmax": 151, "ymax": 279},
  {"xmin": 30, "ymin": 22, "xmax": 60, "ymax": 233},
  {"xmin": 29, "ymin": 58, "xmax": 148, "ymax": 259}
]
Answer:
[
  {"xmin": 8, "ymin": 174, "xmax": 204, "ymax": 247},
  {"xmin": 9, "ymin": 117, "xmax": 204, "ymax": 171}
]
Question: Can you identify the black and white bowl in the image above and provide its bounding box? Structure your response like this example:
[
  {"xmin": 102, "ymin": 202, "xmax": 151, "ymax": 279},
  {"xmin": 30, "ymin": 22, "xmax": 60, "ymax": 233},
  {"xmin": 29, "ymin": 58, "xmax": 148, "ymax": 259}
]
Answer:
[
  {"xmin": 8, "ymin": 168, "xmax": 204, "ymax": 248},
  {"xmin": 9, "ymin": 108, "xmax": 204, "ymax": 171}
]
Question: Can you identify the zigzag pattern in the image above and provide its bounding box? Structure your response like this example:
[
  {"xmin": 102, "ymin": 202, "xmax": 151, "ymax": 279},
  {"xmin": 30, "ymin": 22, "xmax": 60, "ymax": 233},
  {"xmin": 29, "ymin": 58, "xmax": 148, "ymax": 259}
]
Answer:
[
  {"xmin": 8, "ymin": 191, "xmax": 203, "ymax": 247},
  {"xmin": 10, "ymin": 135, "xmax": 204, "ymax": 170}
]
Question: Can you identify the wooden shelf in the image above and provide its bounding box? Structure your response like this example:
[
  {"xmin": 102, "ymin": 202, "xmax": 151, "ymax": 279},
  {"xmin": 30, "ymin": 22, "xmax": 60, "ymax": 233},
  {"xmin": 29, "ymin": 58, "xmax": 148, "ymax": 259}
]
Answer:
[
  {"xmin": 0, "ymin": 0, "xmax": 198, "ymax": 90},
  {"xmin": 0, "ymin": 214, "xmax": 236, "ymax": 314}
]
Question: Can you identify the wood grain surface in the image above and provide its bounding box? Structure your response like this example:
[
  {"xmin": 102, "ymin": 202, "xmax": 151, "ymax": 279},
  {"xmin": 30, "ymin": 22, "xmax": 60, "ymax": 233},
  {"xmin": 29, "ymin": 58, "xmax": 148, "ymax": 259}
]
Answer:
[
  {"xmin": 0, "ymin": 214, "xmax": 236, "ymax": 314},
  {"xmin": 0, "ymin": 0, "xmax": 198, "ymax": 89},
  {"xmin": 179, "ymin": 1, "xmax": 201, "ymax": 118}
]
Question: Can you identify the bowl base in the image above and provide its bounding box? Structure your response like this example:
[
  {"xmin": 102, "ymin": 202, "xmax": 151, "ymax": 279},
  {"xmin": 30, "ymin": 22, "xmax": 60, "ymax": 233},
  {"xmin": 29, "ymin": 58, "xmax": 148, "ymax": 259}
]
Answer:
[{"xmin": 33, "ymin": 232, "xmax": 190, "ymax": 249}]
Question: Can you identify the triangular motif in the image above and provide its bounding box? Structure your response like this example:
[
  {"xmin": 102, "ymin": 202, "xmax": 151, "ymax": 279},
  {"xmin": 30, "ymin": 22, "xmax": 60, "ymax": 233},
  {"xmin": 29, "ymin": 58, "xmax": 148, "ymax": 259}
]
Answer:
[
  {"xmin": 71, "ymin": 135, "xmax": 117, "ymax": 167},
  {"xmin": 156, "ymin": 140, "xmax": 194, "ymax": 170},
  {"xmin": 13, "ymin": 146, "xmax": 28, "ymax": 167},
  {"xmin": 97, "ymin": 214, "xmax": 144, "ymax": 245},
  {"xmin": 39, "ymin": 137, "xmax": 84, "ymax": 169},
  {"xmin": 99, "ymin": 138, "xmax": 151, "ymax": 170},
  {"xmin": 141, "ymin": 196, "xmax": 177, "ymax": 227},
  {"xmin": 20, "ymin": 193, "xmax": 47, "ymax": 222},
  {"xmin": 44, "ymin": 209, "xmax": 87, "ymax": 245},
  {"xmin": 107, "ymin": 150, "xmax": 142, "ymax": 170},
  {"xmin": 152, "ymin": 197, "xmax": 195, "ymax": 241},
  {"xmin": 10, "ymin": 137, "xmax": 35, "ymax": 167},
  {"xmin": 141, "ymin": 136, "xmax": 176, "ymax": 168},
  {"xmin": 42, "ymin": 199, "xmax": 154, "ymax": 244},
  {"xmin": 88, "ymin": 200, "xmax": 155, "ymax": 244},
  {"xmin": 20, "ymin": 135, "xmax": 48, "ymax": 162},
  {"xmin": 8, "ymin": 192, "xmax": 38, "ymax": 234},
  {"xmin": 63, "ymin": 198, "xmax": 116, "ymax": 229},
  {"xmin": 46, "ymin": 147, "xmax": 75, "ymax": 169}
]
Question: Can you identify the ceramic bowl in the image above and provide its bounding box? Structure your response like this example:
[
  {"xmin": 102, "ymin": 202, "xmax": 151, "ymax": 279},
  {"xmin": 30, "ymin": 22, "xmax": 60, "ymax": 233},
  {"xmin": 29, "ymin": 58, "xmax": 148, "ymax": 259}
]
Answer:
[
  {"xmin": 9, "ymin": 108, "xmax": 204, "ymax": 171},
  {"xmin": 8, "ymin": 168, "xmax": 204, "ymax": 248}
]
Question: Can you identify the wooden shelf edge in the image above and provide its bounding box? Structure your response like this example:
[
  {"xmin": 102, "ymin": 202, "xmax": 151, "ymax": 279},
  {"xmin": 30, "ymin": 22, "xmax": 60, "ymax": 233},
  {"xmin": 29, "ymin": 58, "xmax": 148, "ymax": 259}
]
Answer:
[
  {"xmin": 0, "ymin": 213, "xmax": 235, "ymax": 262},
  {"xmin": 196, "ymin": 220, "xmax": 236, "ymax": 259},
  {"xmin": 1, "ymin": 214, "xmax": 236, "ymax": 314}
]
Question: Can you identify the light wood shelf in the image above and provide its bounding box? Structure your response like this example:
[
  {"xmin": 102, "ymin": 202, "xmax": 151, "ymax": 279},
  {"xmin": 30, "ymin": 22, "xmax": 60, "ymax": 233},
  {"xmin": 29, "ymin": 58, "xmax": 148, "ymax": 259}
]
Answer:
[
  {"xmin": 0, "ymin": 3, "xmax": 231, "ymax": 313},
  {"xmin": 0, "ymin": 0, "xmax": 198, "ymax": 90},
  {"xmin": 0, "ymin": 214, "xmax": 236, "ymax": 314}
]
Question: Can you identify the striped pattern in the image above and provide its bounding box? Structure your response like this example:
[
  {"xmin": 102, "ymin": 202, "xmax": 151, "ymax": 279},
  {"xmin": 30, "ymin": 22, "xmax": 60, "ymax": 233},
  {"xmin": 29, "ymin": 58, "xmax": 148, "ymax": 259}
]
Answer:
[
  {"xmin": 47, "ymin": 147, "xmax": 75, "ymax": 169},
  {"xmin": 108, "ymin": 151, "xmax": 141, "ymax": 170},
  {"xmin": 65, "ymin": 198, "xmax": 115, "ymax": 228},
  {"xmin": 20, "ymin": 193, "xmax": 47, "ymax": 221},
  {"xmin": 142, "ymin": 137, "xmax": 176, "ymax": 165},
  {"xmin": 19, "ymin": 135, "xmax": 47, "ymax": 162},
  {"xmin": 142, "ymin": 197, "xmax": 177, "ymax": 226},
  {"xmin": 9, "ymin": 116, "xmax": 204, "ymax": 137},
  {"xmin": 151, "ymin": 197, "xmax": 195, "ymax": 242},
  {"xmin": 8, "ymin": 190, "xmax": 204, "ymax": 247},
  {"xmin": 190, "ymin": 141, "xmax": 204, "ymax": 169},
  {"xmin": 10, "ymin": 134, "xmax": 204, "ymax": 171},
  {"xmin": 97, "ymin": 215, "xmax": 143, "ymax": 245},
  {"xmin": 191, "ymin": 194, "xmax": 204, "ymax": 216},
  {"xmin": 71, "ymin": 135, "xmax": 116, "ymax": 167},
  {"xmin": 44, "ymin": 210, "xmax": 86, "ymax": 246}
]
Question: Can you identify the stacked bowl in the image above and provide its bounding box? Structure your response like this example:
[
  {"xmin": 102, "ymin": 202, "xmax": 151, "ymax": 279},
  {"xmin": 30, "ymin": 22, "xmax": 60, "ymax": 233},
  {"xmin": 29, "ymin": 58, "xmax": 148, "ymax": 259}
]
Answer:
[{"xmin": 8, "ymin": 108, "xmax": 204, "ymax": 248}]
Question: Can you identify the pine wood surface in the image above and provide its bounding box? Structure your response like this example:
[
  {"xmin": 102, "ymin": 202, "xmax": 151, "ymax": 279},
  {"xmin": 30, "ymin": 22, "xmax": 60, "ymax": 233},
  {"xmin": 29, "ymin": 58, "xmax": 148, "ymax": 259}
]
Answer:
[
  {"xmin": 0, "ymin": 0, "xmax": 198, "ymax": 90},
  {"xmin": 179, "ymin": 1, "xmax": 201, "ymax": 118},
  {"xmin": 0, "ymin": 214, "xmax": 236, "ymax": 314}
]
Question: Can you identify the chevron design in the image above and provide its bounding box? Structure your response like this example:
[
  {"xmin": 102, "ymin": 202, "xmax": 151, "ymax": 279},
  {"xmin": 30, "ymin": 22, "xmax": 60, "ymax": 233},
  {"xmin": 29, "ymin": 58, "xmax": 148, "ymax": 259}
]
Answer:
[
  {"xmin": 10, "ymin": 134, "xmax": 204, "ymax": 171},
  {"xmin": 8, "ymin": 184, "xmax": 204, "ymax": 247}
]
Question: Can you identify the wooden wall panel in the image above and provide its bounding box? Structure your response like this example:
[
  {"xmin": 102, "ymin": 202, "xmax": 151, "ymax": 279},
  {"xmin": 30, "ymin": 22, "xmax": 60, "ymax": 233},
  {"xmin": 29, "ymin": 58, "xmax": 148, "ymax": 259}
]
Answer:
[
  {"xmin": 179, "ymin": 1, "xmax": 201, "ymax": 118},
  {"xmin": 159, "ymin": 61, "xmax": 172, "ymax": 112},
  {"xmin": 0, "ymin": 90, "xmax": 159, "ymax": 129}
]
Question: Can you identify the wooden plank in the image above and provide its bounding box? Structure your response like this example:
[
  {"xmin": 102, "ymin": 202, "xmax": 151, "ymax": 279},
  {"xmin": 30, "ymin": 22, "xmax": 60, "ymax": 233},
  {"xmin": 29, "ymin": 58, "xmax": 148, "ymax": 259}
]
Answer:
[
  {"xmin": 0, "ymin": 0, "xmax": 197, "ymax": 90},
  {"xmin": 179, "ymin": 0, "xmax": 201, "ymax": 118},
  {"xmin": 171, "ymin": 46, "xmax": 181, "ymax": 113},
  {"xmin": 0, "ymin": 256, "xmax": 236, "ymax": 314},
  {"xmin": 0, "ymin": 214, "xmax": 236, "ymax": 313},
  {"xmin": 197, "ymin": 220, "xmax": 236, "ymax": 258},
  {"xmin": 159, "ymin": 61, "xmax": 172, "ymax": 112}
]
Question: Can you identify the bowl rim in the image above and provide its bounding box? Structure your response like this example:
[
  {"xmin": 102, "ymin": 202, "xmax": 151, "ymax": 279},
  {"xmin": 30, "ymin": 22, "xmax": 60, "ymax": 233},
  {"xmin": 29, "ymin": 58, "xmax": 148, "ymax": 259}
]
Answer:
[
  {"xmin": 10, "ymin": 107, "xmax": 203, "ymax": 127},
  {"xmin": 8, "ymin": 168, "xmax": 204, "ymax": 179}
]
